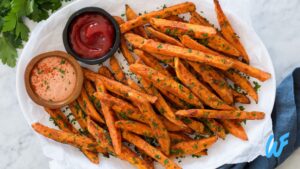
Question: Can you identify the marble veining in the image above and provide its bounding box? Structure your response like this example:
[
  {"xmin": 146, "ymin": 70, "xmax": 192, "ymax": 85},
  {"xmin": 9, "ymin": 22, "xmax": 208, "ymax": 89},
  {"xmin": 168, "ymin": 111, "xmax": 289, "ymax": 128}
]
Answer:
[{"xmin": 0, "ymin": 0, "xmax": 299, "ymax": 169}]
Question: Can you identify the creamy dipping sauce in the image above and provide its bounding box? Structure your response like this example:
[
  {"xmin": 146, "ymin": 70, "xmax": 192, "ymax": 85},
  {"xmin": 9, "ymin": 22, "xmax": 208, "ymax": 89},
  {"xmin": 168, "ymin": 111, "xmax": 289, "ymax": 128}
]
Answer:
[{"xmin": 30, "ymin": 56, "xmax": 76, "ymax": 102}]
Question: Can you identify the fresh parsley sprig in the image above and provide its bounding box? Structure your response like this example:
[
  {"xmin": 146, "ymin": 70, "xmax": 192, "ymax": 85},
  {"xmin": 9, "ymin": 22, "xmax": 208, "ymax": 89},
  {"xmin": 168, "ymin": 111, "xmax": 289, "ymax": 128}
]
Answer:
[{"xmin": 0, "ymin": 0, "xmax": 70, "ymax": 67}]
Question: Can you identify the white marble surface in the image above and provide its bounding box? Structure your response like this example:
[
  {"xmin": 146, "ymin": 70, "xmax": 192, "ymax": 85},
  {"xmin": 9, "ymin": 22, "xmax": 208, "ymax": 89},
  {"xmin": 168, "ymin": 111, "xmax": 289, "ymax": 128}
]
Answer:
[{"xmin": 0, "ymin": 0, "xmax": 299, "ymax": 169}]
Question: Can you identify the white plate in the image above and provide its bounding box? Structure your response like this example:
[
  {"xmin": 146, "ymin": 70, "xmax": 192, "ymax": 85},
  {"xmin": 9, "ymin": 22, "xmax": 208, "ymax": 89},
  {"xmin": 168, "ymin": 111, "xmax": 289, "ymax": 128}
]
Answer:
[{"xmin": 16, "ymin": 0, "xmax": 276, "ymax": 168}]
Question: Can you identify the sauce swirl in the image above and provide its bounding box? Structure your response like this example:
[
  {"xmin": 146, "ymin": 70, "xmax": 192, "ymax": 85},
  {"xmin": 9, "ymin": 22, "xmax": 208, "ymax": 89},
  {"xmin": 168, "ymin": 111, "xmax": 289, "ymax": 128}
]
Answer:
[
  {"xmin": 30, "ymin": 56, "xmax": 76, "ymax": 102},
  {"xmin": 69, "ymin": 13, "xmax": 115, "ymax": 59}
]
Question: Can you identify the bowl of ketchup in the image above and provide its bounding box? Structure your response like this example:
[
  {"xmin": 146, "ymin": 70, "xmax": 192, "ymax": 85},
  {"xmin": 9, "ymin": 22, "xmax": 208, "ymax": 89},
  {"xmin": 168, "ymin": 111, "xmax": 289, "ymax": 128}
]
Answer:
[{"xmin": 63, "ymin": 7, "xmax": 120, "ymax": 64}]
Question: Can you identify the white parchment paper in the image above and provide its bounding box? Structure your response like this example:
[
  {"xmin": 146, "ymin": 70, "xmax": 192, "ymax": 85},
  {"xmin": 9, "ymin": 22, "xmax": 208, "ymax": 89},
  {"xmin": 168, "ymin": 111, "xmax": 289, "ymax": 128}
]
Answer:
[{"xmin": 16, "ymin": 0, "xmax": 276, "ymax": 168}]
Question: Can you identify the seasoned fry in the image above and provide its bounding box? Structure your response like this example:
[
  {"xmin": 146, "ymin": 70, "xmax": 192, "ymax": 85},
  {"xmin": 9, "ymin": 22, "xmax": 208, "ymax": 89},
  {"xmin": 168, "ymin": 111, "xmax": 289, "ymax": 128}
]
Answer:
[
  {"xmin": 159, "ymin": 90, "xmax": 190, "ymax": 109},
  {"xmin": 220, "ymin": 119, "xmax": 248, "ymax": 141},
  {"xmin": 151, "ymin": 53, "xmax": 174, "ymax": 67},
  {"xmin": 125, "ymin": 4, "xmax": 148, "ymax": 38},
  {"xmin": 166, "ymin": 15, "xmax": 185, "ymax": 22},
  {"xmin": 169, "ymin": 133, "xmax": 190, "ymax": 144},
  {"xmin": 130, "ymin": 63, "xmax": 203, "ymax": 108},
  {"xmin": 95, "ymin": 80, "xmax": 122, "ymax": 155},
  {"xmin": 32, "ymin": 122, "xmax": 105, "ymax": 153},
  {"xmin": 213, "ymin": 0, "xmax": 249, "ymax": 63},
  {"xmin": 84, "ymin": 80, "xmax": 102, "ymax": 112},
  {"xmin": 87, "ymin": 118, "xmax": 150, "ymax": 168},
  {"xmin": 68, "ymin": 101, "xmax": 88, "ymax": 131},
  {"xmin": 115, "ymin": 120, "xmax": 154, "ymax": 138},
  {"xmin": 158, "ymin": 115, "xmax": 192, "ymax": 133},
  {"xmin": 150, "ymin": 18, "xmax": 216, "ymax": 39},
  {"xmin": 125, "ymin": 33, "xmax": 233, "ymax": 70},
  {"xmin": 134, "ymin": 49, "xmax": 172, "ymax": 77},
  {"xmin": 121, "ymin": 38, "xmax": 136, "ymax": 65},
  {"xmin": 170, "ymin": 136, "xmax": 218, "ymax": 157},
  {"xmin": 98, "ymin": 66, "xmax": 115, "ymax": 80},
  {"xmin": 189, "ymin": 12, "xmax": 241, "ymax": 57},
  {"xmin": 230, "ymin": 59, "xmax": 271, "ymax": 82},
  {"xmin": 137, "ymin": 102, "xmax": 170, "ymax": 155},
  {"xmin": 127, "ymin": 78, "xmax": 144, "ymax": 92},
  {"xmin": 174, "ymin": 58, "xmax": 233, "ymax": 110},
  {"xmin": 110, "ymin": 56, "xmax": 127, "ymax": 84},
  {"xmin": 120, "ymin": 2, "xmax": 196, "ymax": 33},
  {"xmin": 45, "ymin": 108, "xmax": 99, "ymax": 164},
  {"xmin": 176, "ymin": 109, "xmax": 265, "ymax": 120},
  {"xmin": 44, "ymin": 108, "xmax": 77, "ymax": 133},
  {"xmin": 123, "ymin": 131, "xmax": 182, "ymax": 169},
  {"xmin": 188, "ymin": 61, "xmax": 233, "ymax": 105},
  {"xmin": 94, "ymin": 92, "xmax": 148, "ymax": 124},
  {"xmin": 83, "ymin": 68, "xmax": 157, "ymax": 103},
  {"xmin": 182, "ymin": 117, "xmax": 206, "ymax": 134},
  {"xmin": 145, "ymin": 27, "xmax": 183, "ymax": 46},
  {"xmin": 224, "ymin": 70, "xmax": 258, "ymax": 103},
  {"xmin": 202, "ymin": 119, "xmax": 226, "ymax": 139},
  {"xmin": 181, "ymin": 34, "xmax": 220, "ymax": 55},
  {"xmin": 80, "ymin": 88, "xmax": 105, "ymax": 124},
  {"xmin": 139, "ymin": 77, "xmax": 188, "ymax": 129},
  {"xmin": 231, "ymin": 89, "xmax": 251, "ymax": 104}
]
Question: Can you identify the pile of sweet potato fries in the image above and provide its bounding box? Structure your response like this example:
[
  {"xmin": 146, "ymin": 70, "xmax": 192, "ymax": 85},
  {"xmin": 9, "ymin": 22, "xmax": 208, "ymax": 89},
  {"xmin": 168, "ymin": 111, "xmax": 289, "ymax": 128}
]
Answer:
[{"xmin": 31, "ymin": 1, "xmax": 271, "ymax": 168}]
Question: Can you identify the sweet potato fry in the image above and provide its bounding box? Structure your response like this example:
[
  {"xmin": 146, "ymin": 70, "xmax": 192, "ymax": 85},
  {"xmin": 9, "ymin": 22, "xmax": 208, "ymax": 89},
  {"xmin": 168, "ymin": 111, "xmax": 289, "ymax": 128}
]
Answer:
[
  {"xmin": 189, "ymin": 12, "xmax": 241, "ymax": 57},
  {"xmin": 139, "ymin": 77, "xmax": 188, "ymax": 129},
  {"xmin": 127, "ymin": 78, "xmax": 144, "ymax": 92},
  {"xmin": 98, "ymin": 66, "xmax": 115, "ymax": 80},
  {"xmin": 151, "ymin": 53, "xmax": 174, "ymax": 67},
  {"xmin": 189, "ymin": 12, "xmax": 211, "ymax": 27},
  {"xmin": 94, "ymin": 80, "xmax": 122, "ymax": 155},
  {"xmin": 166, "ymin": 15, "xmax": 185, "ymax": 22},
  {"xmin": 170, "ymin": 136, "xmax": 218, "ymax": 157},
  {"xmin": 137, "ymin": 102, "xmax": 170, "ymax": 155},
  {"xmin": 125, "ymin": 33, "xmax": 233, "ymax": 70},
  {"xmin": 169, "ymin": 133, "xmax": 190, "ymax": 144},
  {"xmin": 134, "ymin": 49, "xmax": 172, "ymax": 77},
  {"xmin": 158, "ymin": 115, "xmax": 191, "ymax": 133},
  {"xmin": 125, "ymin": 4, "xmax": 148, "ymax": 38},
  {"xmin": 220, "ymin": 119, "xmax": 248, "ymax": 141},
  {"xmin": 32, "ymin": 122, "xmax": 105, "ymax": 153},
  {"xmin": 120, "ymin": 2, "xmax": 196, "ymax": 33},
  {"xmin": 69, "ymin": 101, "xmax": 88, "ymax": 131},
  {"xmin": 119, "ymin": 146, "xmax": 152, "ymax": 169},
  {"xmin": 188, "ymin": 61, "xmax": 233, "ymax": 105},
  {"xmin": 181, "ymin": 117, "xmax": 206, "ymax": 134},
  {"xmin": 123, "ymin": 131, "xmax": 182, "ymax": 169},
  {"xmin": 180, "ymin": 34, "xmax": 219, "ymax": 55},
  {"xmin": 230, "ymin": 59, "xmax": 271, "ymax": 82},
  {"xmin": 83, "ymin": 68, "xmax": 157, "ymax": 103},
  {"xmin": 159, "ymin": 90, "xmax": 190, "ymax": 109},
  {"xmin": 44, "ymin": 108, "xmax": 78, "ymax": 133},
  {"xmin": 88, "ymin": 118, "xmax": 150, "ymax": 168},
  {"xmin": 224, "ymin": 70, "xmax": 258, "ymax": 103},
  {"xmin": 231, "ymin": 89, "xmax": 251, "ymax": 104},
  {"xmin": 213, "ymin": 0, "xmax": 249, "ymax": 63},
  {"xmin": 145, "ymin": 27, "xmax": 183, "ymax": 46},
  {"xmin": 176, "ymin": 109, "xmax": 265, "ymax": 120},
  {"xmin": 202, "ymin": 119, "xmax": 226, "ymax": 139},
  {"xmin": 174, "ymin": 58, "xmax": 233, "ymax": 110},
  {"xmin": 121, "ymin": 37, "xmax": 136, "ymax": 65},
  {"xmin": 84, "ymin": 80, "xmax": 102, "ymax": 112},
  {"xmin": 80, "ymin": 88, "xmax": 105, "ymax": 124},
  {"xmin": 150, "ymin": 18, "xmax": 216, "ymax": 39},
  {"xmin": 115, "ymin": 120, "xmax": 154, "ymax": 138},
  {"xmin": 94, "ymin": 92, "xmax": 148, "ymax": 124},
  {"xmin": 110, "ymin": 56, "xmax": 127, "ymax": 84},
  {"xmin": 130, "ymin": 63, "xmax": 203, "ymax": 108},
  {"xmin": 45, "ymin": 107, "xmax": 99, "ymax": 164}
]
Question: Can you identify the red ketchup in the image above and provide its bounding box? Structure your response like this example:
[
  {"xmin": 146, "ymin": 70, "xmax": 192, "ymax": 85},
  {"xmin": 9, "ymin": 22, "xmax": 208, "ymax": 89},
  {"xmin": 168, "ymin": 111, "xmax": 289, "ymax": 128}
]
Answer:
[{"xmin": 69, "ymin": 13, "xmax": 115, "ymax": 59}]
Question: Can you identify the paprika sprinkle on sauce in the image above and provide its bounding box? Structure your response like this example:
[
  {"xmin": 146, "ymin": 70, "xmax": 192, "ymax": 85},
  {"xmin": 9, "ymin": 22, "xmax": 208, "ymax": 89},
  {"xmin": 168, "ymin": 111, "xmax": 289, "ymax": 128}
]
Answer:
[
  {"xmin": 30, "ymin": 56, "xmax": 76, "ymax": 102},
  {"xmin": 69, "ymin": 12, "xmax": 115, "ymax": 59}
]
